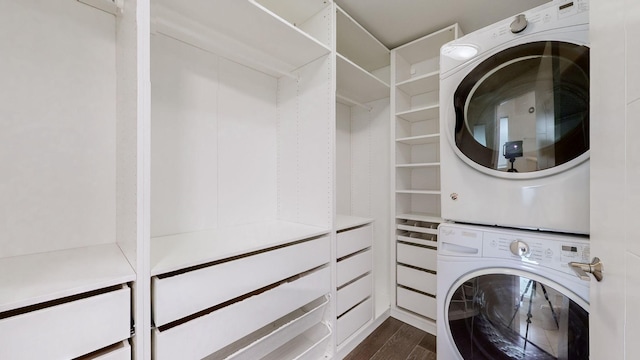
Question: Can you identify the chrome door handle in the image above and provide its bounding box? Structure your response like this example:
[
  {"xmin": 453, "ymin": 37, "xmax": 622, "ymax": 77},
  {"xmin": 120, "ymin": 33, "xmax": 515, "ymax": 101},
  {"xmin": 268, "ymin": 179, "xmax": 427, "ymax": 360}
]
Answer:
[{"xmin": 569, "ymin": 257, "xmax": 603, "ymax": 282}]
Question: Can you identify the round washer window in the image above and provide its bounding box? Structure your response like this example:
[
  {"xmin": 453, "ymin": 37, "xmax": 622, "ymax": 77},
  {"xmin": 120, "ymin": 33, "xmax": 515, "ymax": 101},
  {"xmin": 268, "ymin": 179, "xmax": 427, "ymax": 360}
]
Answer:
[
  {"xmin": 453, "ymin": 41, "xmax": 589, "ymax": 175},
  {"xmin": 447, "ymin": 273, "xmax": 588, "ymax": 359}
]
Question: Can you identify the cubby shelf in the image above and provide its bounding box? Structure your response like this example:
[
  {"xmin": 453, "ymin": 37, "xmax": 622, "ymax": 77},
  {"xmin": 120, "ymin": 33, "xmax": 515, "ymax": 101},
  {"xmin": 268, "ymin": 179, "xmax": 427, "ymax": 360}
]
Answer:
[
  {"xmin": 396, "ymin": 105, "xmax": 440, "ymax": 122},
  {"xmin": 396, "ymin": 71, "xmax": 440, "ymax": 96},
  {"xmin": 395, "ymin": 162, "xmax": 440, "ymax": 168},
  {"xmin": 396, "ymin": 134, "xmax": 440, "ymax": 145}
]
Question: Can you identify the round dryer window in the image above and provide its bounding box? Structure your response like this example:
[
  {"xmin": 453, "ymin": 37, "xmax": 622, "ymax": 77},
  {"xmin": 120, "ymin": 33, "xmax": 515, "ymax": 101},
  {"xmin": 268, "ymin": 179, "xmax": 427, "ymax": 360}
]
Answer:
[
  {"xmin": 446, "ymin": 272, "xmax": 589, "ymax": 360},
  {"xmin": 453, "ymin": 41, "xmax": 589, "ymax": 176}
]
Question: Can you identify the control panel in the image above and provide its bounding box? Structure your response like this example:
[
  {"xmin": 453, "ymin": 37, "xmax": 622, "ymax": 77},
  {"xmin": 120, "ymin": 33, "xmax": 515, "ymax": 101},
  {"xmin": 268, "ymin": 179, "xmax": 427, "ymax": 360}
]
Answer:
[{"xmin": 482, "ymin": 230, "xmax": 590, "ymax": 276}]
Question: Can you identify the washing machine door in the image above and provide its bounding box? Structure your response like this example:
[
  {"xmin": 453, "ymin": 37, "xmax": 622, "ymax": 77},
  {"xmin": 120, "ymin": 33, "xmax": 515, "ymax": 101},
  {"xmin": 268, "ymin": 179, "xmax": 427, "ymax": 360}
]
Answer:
[
  {"xmin": 453, "ymin": 41, "xmax": 589, "ymax": 176},
  {"xmin": 445, "ymin": 271, "xmax": 588, "ymax": 360}
]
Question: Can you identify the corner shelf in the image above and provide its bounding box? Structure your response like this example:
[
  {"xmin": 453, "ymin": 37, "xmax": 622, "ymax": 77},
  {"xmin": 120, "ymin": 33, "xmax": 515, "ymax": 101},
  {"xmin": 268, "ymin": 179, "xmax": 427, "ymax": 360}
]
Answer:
[{"xmin": 337, "ymin": 54, "xmax": 390, "ymax": 105}]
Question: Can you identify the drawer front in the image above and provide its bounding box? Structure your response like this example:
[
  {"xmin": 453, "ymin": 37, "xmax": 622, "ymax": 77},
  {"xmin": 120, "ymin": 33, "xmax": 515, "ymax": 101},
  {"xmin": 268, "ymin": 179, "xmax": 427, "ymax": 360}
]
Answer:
[
  {"xmin": 81, "ymin": 341, "xmax": 131, "ymax": 360},
  {"xmin": 153, "ymin": 236, "xmax": 330, "ymax": 326},
  {"xmin": 397, "ymin": 286, "xmax": 436, "ymax": 320},
  {"xmin": 336, "ymin": 250, "xmax": 372, "ymax": 287},
  {"xmin": 396, "ymin": 265, "xmax": 436, "ymax": 296},
  {"xmin": 153, "ymin": 267, "xmax": 331, "ymax": 360},
  {"xmin": 337, "ymin": 225, "xmax": 372, "ymax": 258},
  {"xmin": 0, "ymin": 286, "xmax": 131, "ymax": 360},
  {"xmin": 336, "ymin": 297, "xmax": 373, "ymax": 345},
  {"xmin": 337, "ymin": 273, "xmax": 372, "ymax": 317},
  {"xmin": 396, "ymin": 242, "xmax": 436, "ymax": 271}
]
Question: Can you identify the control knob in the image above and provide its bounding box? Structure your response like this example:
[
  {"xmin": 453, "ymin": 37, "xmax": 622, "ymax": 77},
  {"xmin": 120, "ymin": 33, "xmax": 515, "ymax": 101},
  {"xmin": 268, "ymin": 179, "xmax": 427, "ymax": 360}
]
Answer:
[{"xmin": 510, "ymin": 240, "xmax": 531, "ymax": 257}]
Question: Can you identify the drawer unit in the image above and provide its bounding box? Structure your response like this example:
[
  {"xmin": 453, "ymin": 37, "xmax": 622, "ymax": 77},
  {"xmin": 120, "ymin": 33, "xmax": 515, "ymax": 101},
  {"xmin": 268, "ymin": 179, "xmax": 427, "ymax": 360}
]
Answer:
[
  {"xmin": 79, "ymin": 341, "xmax": 132, "ymax": 360},
  {"xmin": 152, "ymin": 236, "xmax": 330, "ymax": 326},
  {"xmin": 337, "ymin": 273, "xmax": 372, "ymax": 316},
  {"xmin": 397, "ymin": 286, "xmax": 436, "ymax": 320},
  {"xmin": 396, "ymin": 242, "xmax": 436, "ymax": 270},
  {"xmin": 0, "ymin": 285, "xmax": 131, "ymax": 360},
  {"xmin": 336, "ymin": 297, "xmax": 373, "ymax": 344},
  {"xmin": 396, "ymin": 265, "xmax": 436, "ymax": 295},
  {"xmin": 336, "ymin": 224, "xmax": 372, "ymax": 258},
  {"xmin": 153, "ymin": 266, "xmax": 331, "ymax": 360},
  {"xmin": 336, "ymin": 249, "xmax": 372, "ymax": 287}
]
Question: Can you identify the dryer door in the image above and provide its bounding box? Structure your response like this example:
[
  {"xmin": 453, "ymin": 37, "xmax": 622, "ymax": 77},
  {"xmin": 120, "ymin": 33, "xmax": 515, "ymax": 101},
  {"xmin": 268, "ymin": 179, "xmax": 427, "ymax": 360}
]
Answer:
[
  {"xmin": 453, "ymin": 41, "xmax": 589, "ymax": 175},
  {"xmin": 445, "ymin": 271, "xmax": 588, "ymax": 360}
]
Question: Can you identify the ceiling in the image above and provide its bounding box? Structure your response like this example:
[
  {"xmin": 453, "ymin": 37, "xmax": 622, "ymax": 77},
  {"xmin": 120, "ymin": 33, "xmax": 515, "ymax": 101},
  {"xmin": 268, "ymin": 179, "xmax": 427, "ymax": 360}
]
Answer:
[{"xmin": 334, "ymin": 0, "xmax": 551, "ymax": 49}]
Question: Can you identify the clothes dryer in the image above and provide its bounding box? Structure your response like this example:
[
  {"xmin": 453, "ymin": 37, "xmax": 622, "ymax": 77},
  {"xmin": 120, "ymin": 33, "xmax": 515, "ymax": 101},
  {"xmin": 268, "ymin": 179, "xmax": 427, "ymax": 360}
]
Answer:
[
  {"xmin": 439, "ymin": 0, "xmax": 590, "ymax": 234},
  {"xmin": 437, "ymin": 223, "xmax": 590, "ymax": 360}
]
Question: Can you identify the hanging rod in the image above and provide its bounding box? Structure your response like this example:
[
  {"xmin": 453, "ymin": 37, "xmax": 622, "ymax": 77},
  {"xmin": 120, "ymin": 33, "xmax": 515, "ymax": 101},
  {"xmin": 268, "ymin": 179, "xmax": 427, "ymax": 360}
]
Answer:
[{"xmin": 336, "ymin": 94, "xmax": 372, "ymax": 111}]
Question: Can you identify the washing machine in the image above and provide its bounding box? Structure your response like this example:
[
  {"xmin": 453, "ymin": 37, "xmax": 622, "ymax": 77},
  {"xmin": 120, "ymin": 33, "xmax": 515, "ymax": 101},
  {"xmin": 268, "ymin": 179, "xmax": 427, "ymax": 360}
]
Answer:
[
  {"xmin": 437, "ymin": 223, "xmax": 590, "ymax": 360},
  {"xmin": 439, "ymin": 0, "xmax": 590, "ymax": 234}
]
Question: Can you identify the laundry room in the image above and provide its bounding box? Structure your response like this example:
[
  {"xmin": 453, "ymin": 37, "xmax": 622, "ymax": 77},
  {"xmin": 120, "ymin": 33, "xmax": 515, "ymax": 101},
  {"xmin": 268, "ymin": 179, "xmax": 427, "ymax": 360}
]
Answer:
[{"xmin": 0, "ymin": 0, "xmax": 638, "ymax": 359}]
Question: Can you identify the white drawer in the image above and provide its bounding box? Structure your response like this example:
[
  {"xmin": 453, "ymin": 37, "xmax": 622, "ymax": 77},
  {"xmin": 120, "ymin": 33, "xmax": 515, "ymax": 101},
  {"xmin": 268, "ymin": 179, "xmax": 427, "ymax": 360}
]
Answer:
[
  {"xmin": 153, "ymin": 267, "xmax": 331, "ymax": 360},
  {"xmin": 397, "ymin": 286, "xmax": 436, "ymax": 320},
  {"xmin": 79, "ymin": 341, "xmax": 131, "ymax": 360},
  {"xmin": 336, "ymin": 249, "xmax": 371, "ymax": 287},
  {"xmin": 397, "ymin": 242, "xmax": 436, "ymax": 271},
  {"xmin": 152, "ymin": 236, "xmax": 330, "ymax": 326},
  {"xmin": 396, "ymin": 265, "xmax": 436, "ymax": 296},
  {"xmin": 337, "ymin": 225, "xmax": 372, "ymax": 258},
  {"xmin": 336, "ymin": 297, "xmax": 373, "ymax": 345},
  {"xmin": 0, "ymin": 285, "xmax": 131, "ymax": 360},
  {"xmin": 337, "ymin": 273, "xmax": 372, "ymax": 317}
]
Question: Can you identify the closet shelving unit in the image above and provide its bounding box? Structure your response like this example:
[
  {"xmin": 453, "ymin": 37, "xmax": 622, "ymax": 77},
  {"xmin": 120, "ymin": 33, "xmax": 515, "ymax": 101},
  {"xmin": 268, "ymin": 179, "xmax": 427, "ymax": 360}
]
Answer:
[
  {"xmin": 149, "ymin": 0, "xmax": 334, "ymax": 358},
  {"xmin": 334, "ymin": 5, "xmax": 391, "ymax": 355},
  {"xmin": 390, "ymin": 24, "xmax": 461, "ymax": 333},
  {"xmin": 0, "ymin": 0, "xmax": 146, "ymax": 359}
]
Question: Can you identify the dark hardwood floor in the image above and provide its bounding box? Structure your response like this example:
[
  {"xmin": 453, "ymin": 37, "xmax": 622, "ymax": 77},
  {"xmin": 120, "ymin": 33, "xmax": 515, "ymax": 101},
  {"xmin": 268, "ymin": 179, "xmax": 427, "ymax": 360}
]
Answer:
[{"xmin": 344, "ymin": 317, "xmax": 437, "ymax": 360}]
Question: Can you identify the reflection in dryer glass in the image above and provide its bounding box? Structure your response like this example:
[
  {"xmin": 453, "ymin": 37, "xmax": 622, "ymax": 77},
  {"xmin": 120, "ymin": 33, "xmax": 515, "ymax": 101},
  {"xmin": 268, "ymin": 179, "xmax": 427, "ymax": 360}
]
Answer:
[
  {"xmin": 447, "ymin": 274, "xmax": 588, "ymax": 359},
  {"xmin": 454, "ymin": 41, "xmax": 589, "ymax": 173}
]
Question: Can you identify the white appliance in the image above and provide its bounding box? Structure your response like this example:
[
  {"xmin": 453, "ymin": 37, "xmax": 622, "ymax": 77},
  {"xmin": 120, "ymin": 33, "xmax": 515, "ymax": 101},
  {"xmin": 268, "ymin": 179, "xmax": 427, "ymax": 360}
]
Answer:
[
  {"xmin": 437, "ymin": 223, "xmax": 590, "ymax": 360},
  {"xmin": 439, "ymin": 0, "xmax": 590, "ymax": 234}
]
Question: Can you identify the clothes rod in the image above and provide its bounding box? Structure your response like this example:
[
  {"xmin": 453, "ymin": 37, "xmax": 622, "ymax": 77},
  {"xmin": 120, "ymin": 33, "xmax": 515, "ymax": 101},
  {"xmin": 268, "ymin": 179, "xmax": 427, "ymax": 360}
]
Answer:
[{"xmin": 336, "ymin": 94, "xmax": 372, "ymax": 111}]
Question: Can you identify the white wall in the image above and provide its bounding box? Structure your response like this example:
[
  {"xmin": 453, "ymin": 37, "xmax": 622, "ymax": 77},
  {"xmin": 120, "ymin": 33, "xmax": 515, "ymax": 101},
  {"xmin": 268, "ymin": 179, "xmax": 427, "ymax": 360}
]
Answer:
[
  {"xmin": 150, "ymin": 33, "xmax": 278, "ymax": 237},
  {"xmin": 0, "ymin": 0, "xmax": 117, "ymax": 257}
]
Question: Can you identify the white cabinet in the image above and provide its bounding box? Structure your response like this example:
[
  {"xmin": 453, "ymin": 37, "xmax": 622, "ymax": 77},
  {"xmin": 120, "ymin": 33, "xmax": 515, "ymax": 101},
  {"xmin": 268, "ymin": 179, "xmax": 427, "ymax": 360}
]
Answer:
[
  {"xmin": 391, "ymin": 24, "xmax": 461, "ymax": 331},
  {"xmin": 0, "ymin": 0, "xmax": 145, "ymax": 358},
  {"xmin": 149, "ymin": 0, "xmax": 334, "ymax": 358},
  {"xmin": 335, "ymin": 219, "xmax": 374, "ymax": 346},
  {"xmin": 334, "ymin": 6, "xmax": 391, "ymax": 350}
]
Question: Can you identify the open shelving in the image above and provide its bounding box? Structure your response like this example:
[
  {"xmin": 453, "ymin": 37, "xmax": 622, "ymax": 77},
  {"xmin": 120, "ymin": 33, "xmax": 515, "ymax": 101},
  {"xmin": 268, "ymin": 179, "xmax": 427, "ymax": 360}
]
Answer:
[{"xmin": 390, "ymin": 23, "xmax": 461, "ymax": 333}]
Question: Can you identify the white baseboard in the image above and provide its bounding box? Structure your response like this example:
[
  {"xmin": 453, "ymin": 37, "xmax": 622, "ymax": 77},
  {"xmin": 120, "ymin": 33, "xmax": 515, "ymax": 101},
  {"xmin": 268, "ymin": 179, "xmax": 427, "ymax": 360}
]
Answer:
[{"xmin": 389, "ymin": 307, "xmax": 437, "ymax": 335}]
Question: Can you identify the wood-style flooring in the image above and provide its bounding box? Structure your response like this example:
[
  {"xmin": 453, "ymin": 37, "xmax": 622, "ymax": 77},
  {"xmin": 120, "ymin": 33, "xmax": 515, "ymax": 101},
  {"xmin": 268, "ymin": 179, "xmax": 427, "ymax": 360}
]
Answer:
[{"xmin": 344, "ymin": 317, "xmax": 437, "ymax": 360}]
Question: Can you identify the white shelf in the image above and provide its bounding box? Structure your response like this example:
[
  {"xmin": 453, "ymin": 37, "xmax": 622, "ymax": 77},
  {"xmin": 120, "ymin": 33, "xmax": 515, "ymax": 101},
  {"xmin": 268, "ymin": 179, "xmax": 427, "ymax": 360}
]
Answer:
[
  {"xmin": 336, "ymin": 214, "xmax": 374, "ymax": 232},
  {"xmin": 395, "ymin": 190, "xmax": 441, "ymax": 195},
  {"xmin": 151, "ymin": 0, "xmax": 331, "ymax": 78},
  {"xmin": 395, "ymin": 162, "xmax": 440, "ymax": 169},
  {"xmin": 396, "ymin": 213, "xmax": 443, "ymax": 223},
  {"xmin": 0, "ymin": 244, "xmax": 135, "ymax": 313},
  {"xmin": 396, "ymin": 134, "xmax": 440, "ymax": 145},
  {"xmin": 336, "ymin": 6, "xmax": 389, "ymax": 73},
  {"xmin": 150, "ymin": 221, "xmax": 330, "ymax": 276},
  {"xmin": 396, "ymin": 71, "xmax": 440, "ymax": 96},
  {"xmin": 337, "ymin": 54, "xmax": 389, "ymax": 105},
  {"xmin": 396, "ymin": 105, "xmax": 439, "ymax": 122},
  {"xmin": 395, "ymin": 24, "xmax": 459, "ymax": 68}
]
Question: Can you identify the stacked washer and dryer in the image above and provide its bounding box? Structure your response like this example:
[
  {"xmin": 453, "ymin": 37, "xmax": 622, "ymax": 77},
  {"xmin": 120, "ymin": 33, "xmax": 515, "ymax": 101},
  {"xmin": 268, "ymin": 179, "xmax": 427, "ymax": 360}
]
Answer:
[{"xmin": 437, "ymin": 0, "xmax": 593, "ymax": 359}]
